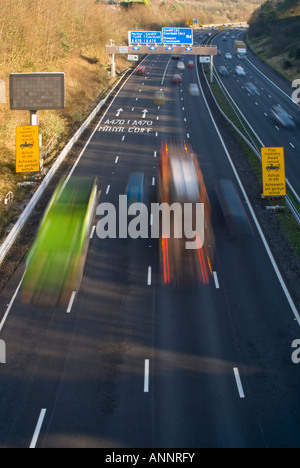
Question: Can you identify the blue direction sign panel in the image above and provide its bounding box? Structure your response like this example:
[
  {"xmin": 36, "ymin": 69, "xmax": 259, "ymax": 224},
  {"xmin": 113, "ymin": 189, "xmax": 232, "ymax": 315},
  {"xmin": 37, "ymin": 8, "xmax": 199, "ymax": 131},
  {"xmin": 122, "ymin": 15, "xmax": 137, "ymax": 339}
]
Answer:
[
  {"xmin": 129, "ymin": 31, "xmax": 162, "ymax": 45},
  {"xmin": 162, "ymin": 28, "xmax": 193, "ymax": 45}
]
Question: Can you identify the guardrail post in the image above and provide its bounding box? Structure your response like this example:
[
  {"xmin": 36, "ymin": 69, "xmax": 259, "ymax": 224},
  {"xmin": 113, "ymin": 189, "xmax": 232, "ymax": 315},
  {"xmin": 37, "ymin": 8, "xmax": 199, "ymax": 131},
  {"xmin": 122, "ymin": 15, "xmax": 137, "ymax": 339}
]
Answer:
[
  {"xmin": 111, "ymin": 54, "xmax": 116, "ymax": 78},
  {"xmin": 30, "ymin": 110, "xmax": 38, "ymax": 126},
  {"xmin": 210, "ymin": 56, "xmax": 214, "ymax": 83}
]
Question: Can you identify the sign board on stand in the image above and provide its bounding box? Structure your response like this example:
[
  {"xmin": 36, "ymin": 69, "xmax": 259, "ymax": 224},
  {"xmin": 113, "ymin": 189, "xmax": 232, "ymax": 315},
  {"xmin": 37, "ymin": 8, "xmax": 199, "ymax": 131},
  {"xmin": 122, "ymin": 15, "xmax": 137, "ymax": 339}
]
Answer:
[
  {"xmin": 261, "ymin": 147, "xmax": 286, "ymax": 197},
  {"xmin": 128, "ymin": 55, "xmax": 139, "ymax": 61},
  {"xmin": 199, "ymin": 56, "xmax": 211, "ymax": 63},
  {"xmin": 16, "ymin": 125, "xmax": 40, "ymax": 173},
  {"xmin": 9, "ymin": 73, "xmax": 65, "ymax": 110}
]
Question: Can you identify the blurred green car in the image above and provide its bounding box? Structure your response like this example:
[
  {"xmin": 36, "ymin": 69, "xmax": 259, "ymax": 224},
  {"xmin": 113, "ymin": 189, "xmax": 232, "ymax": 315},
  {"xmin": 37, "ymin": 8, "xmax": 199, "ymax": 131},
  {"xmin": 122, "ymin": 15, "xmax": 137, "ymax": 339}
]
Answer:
[
  {"xmin": 22, "ymin": 176, "xmax": 97, "ymax": 307},
  {"xmin": 154, "ymin": 90, "xmax": 165, "ymax": 106}
]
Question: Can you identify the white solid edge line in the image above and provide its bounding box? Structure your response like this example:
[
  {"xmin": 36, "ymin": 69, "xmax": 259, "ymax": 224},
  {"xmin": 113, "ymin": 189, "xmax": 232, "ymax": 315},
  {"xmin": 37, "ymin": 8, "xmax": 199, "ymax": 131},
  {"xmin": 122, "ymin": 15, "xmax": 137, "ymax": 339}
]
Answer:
[
  {"xmin": 144, "ymin": 359, "xmax": 150, "ymax": 393},
  {"xmin": 67, "ymin": 291, "xmax": 76, "ymax": 314},
  {"xmin": 90, "ymin": 225, "xmax": 96, "ymax": 239},
  {"xmin": 197, "ymin": 62, "xmax": 300, "ymax": 326},
  {"xmin": 0, "ymin": 272, "xmax": 26, "ymax": 333},
  {"xmin": 233, "ymin": 368, "xmax": 245, "ymax": 399},
  {"xmin": 29, "ymin": 408, "xmax": 47, "ymax": 448}
]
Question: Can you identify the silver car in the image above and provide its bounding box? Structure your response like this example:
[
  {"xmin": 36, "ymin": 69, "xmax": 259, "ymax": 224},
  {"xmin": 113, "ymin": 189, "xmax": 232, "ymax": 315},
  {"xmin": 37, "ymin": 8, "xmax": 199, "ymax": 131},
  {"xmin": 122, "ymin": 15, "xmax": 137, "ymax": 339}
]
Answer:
[
  {"xmin": 188, "ymin": 83, "xmax": 200, "ymax": 96},
  {"xmin": 177, "ymin": 61, "xmax": 185, "ymax": 70},
  {"xmin": 219, "ymin": 66, "xmax": 229, "ymax": 77},
  {"xmin": 245, "ymin": 82, "xmax": 260, "ymax": 96},
  {"xmin": 271, "ymin": 105, "xmax": 296, "ymax": 128},
  {"xmin": 235, "ymin": 65, "xmax": 246, "ymax": 76}
]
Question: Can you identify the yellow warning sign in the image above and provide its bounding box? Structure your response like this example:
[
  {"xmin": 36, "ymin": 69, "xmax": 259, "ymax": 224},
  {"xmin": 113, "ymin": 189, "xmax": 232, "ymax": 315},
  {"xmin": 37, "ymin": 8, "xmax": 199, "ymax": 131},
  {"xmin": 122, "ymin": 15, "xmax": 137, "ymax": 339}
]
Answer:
[
  {"xmin": 262, "ymin": 147, "xmax": 286, "ymax": 197},
  {"xmin": 16, "ymin": 125, "xmax": 40, "ymax": 173}
]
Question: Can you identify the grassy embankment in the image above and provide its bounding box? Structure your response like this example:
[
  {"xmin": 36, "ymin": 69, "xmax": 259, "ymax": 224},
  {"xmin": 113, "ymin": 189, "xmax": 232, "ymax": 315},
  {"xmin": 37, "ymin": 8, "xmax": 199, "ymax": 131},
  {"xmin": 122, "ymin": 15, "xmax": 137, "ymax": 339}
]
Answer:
[{"xmin": 248, "ymin": 0, "xmax": 300, "ymax": 82}]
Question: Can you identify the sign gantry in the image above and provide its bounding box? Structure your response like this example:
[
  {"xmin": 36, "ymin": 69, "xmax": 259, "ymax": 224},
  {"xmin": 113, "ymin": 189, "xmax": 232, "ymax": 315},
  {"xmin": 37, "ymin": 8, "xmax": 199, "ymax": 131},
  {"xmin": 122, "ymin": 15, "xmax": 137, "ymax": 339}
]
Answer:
[
  {"xmin": 129, "ymin": 28, "xmax": 194, "ymax": 46},
  {"xmin": 108, "ymin": 28, "xmax": 217, "ymax": 80},
  {"xmin": 106, "ymin": 44, "xmax": 216, "ymax": 82}
]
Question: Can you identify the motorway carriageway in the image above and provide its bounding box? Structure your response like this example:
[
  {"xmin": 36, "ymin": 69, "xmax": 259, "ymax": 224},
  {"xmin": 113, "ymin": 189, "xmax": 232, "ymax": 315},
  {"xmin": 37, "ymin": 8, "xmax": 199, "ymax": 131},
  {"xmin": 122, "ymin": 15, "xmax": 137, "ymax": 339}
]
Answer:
[
  {"xmin": 0, "ymin": 47, "xmax": 300, "ymax": 448},
  {"xmin": 212, "ymin": 30, "xmax": 300, "ymax": 202}
]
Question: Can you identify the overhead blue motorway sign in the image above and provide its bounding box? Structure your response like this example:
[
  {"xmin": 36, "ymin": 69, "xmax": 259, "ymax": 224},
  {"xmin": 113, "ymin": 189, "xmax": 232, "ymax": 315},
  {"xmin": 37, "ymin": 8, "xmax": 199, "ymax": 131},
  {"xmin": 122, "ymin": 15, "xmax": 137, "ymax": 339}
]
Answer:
[
  {"xmin": 129, "ymin": 31, "xmax": 162, "ymax": 45},
  {"xmin": 162, "ymin": 28, "xmax": 193, "ymax": 45}
]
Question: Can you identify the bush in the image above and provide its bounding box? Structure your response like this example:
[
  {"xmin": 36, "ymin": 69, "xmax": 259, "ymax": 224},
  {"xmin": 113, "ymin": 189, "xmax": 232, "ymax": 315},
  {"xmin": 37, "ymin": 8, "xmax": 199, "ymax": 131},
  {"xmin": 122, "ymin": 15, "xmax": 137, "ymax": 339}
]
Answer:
[{"xmin": 283, "ymin": 59, "xmax": 293, "ymax": 69}]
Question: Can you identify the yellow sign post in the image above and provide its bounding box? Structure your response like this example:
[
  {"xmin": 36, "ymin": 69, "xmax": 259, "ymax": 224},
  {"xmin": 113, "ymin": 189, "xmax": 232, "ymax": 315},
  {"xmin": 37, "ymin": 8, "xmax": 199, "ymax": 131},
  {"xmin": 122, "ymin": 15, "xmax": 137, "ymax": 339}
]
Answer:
[
  {"xmin": 16, "ymin": 125, "xmax": 40, "ymax": 173},
  {"xmin": 261, "ymin": 147, "xmax": 286, "ymax": 197}
]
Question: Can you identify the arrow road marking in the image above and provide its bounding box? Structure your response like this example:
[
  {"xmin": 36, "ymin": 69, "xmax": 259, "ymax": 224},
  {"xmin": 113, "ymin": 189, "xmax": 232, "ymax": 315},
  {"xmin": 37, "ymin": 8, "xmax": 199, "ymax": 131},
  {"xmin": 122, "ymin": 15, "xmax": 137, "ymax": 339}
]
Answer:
[{"xmin": 116, "ymin": 108, "xmax": 123, "ymax": 117}]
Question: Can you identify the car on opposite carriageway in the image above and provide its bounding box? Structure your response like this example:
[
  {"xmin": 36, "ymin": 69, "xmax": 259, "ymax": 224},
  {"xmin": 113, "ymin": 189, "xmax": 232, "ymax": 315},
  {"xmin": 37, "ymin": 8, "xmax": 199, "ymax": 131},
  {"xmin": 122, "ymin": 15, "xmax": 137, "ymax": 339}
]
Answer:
[
  {"xmin": 219, "ymin": 66, "xmax": 229, "ymax": 77},
  {"xmin": 271, "ymin": 105, "xmax": 296, "ymax": 129},
  {"xmin": 235, "ymin": 65, "xmax": 246, "ymax": 77},
  {"xmin": 245, "ymin": 82, "xmax": 260, "ymax": 96}
]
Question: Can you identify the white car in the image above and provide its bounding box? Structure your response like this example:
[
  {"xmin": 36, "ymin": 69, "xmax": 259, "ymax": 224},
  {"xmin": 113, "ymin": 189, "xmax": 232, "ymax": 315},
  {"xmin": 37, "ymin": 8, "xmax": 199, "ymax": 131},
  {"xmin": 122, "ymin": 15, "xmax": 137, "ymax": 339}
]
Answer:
[
  {"xmin": 225, "ymin": 53, "xmax": 233, "ymax": 60},
  {"xmin": 235, "ymin": 65, "xmax": 246, "ymax": 76},
  {"xmin": 188, "ymin": 83, "xmax": 200, "ymax": 96},
  {"xmin": 177, "ymin": 61, "xmax": 185, "ymax": 70}
]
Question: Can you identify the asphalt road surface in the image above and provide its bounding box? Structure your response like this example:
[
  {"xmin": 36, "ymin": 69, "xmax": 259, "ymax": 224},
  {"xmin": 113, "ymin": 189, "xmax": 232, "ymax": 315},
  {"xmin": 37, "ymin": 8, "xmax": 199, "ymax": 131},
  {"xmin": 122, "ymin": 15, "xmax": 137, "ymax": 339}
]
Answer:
[
  {"xmin": 0, "ymin": 45, "xmax": 300, "ymax": 448},
  {"xmin": 212, "ymin": 29, "xmax": 300, "ymax": 202}
]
